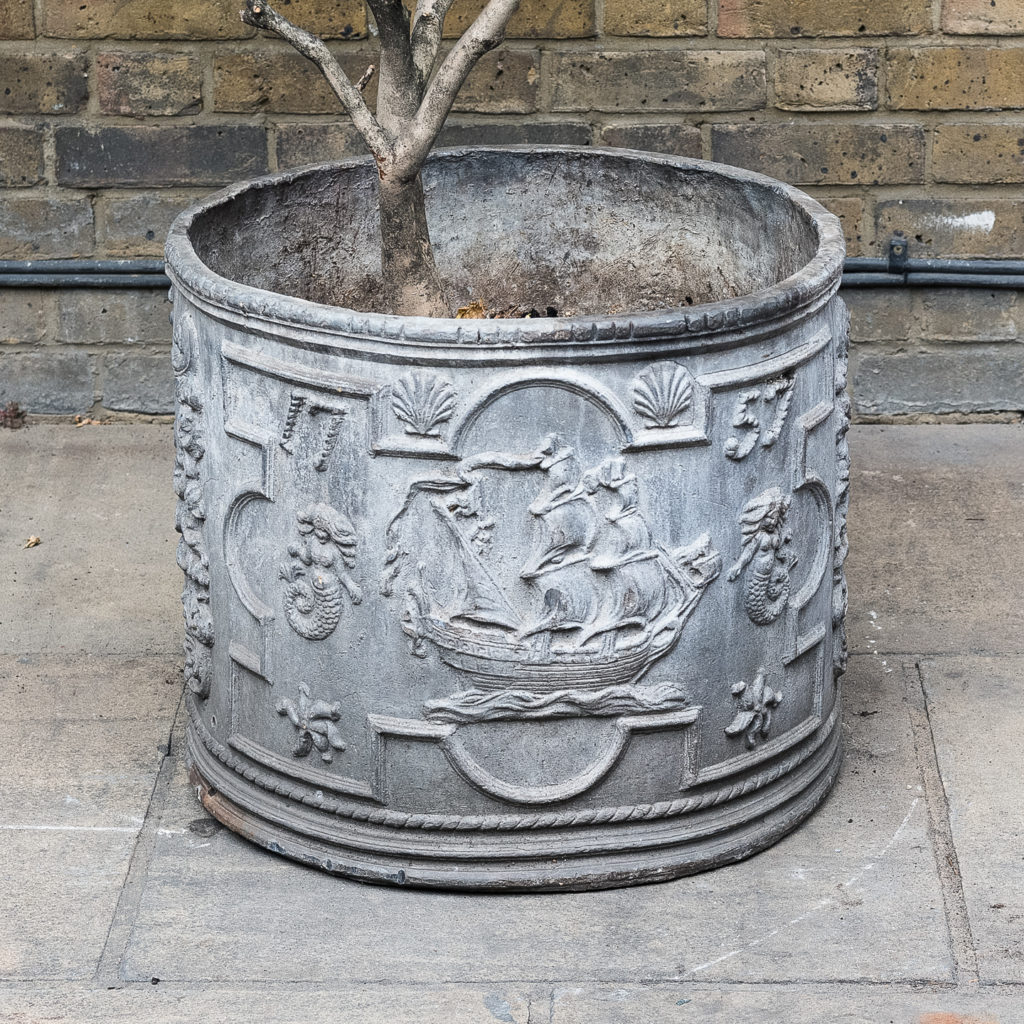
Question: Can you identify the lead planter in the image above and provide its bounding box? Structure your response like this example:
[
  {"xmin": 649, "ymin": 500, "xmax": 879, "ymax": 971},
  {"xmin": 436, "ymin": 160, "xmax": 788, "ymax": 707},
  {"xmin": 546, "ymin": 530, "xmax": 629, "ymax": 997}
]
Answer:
[{"xmin": 167, "ymin": 146, "xmax": 850, "ymax": 891}]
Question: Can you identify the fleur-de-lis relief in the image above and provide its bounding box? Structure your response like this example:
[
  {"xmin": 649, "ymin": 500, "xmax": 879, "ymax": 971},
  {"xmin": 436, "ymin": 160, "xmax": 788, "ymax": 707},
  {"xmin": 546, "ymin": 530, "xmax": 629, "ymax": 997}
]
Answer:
[
  {"xmin": 631, "ymin": 361, "xmax": 694, "ymax": 429},
  {"xmin": 276, "ymin": 683, "xmax": 346, "ymax": 763},
  {"xmin": 724, "ymin": 672, "xmax": 782, "ymax": 748},
  {"xmin": 724, "ymin": 375, "xmax": 795, "ymax": 460},
  {"xmin": 391, "ymin": 371, "xmax": 457, "ymax": 437}
]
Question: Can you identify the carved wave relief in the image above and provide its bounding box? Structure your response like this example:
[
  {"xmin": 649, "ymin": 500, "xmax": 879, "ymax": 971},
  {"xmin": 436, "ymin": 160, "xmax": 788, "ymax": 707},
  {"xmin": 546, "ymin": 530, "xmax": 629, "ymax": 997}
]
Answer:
[{"xmin": 423, "ymin": 681, "xmax": 692, "ymax": 724}]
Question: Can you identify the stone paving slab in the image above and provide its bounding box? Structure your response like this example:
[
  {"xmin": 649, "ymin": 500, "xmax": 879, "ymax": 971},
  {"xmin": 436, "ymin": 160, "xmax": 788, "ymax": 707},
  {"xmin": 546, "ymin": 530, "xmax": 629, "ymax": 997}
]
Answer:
[
  {"xmin": 0, "ymin": 424, "xmax": 179, "ymax": 656},
  {"xmin": 0, "ymin": 830, "xmax": 136, "ymax": 980},
  {"xmin": 548, "ymin": 983, "xmax": 1024, "ymax": 1022},
  {"xmin": 120, "ymin": 654, "xmax": 949, "ymax": 986},
  {"xmin": 0, "ymin": 656, "xmax": 179, "ymax": 828},
  {"xmin": 0, "ymin": 985, "xmax": 537, "ymax": 1023},
  {"xmin": 845, "ymin": 424, "xmax": 1024, "ymax": 660},
  {"xmin": 0, "ymin": 655, "xmax": 179, "ymax": 981},
  {"xmin": 921, "ymin": 655, "xmax": 1024, "ymax": 985},
  {"xmin": 0, "ymin": 982, "xmax": 1021, "ymax": 1023}
]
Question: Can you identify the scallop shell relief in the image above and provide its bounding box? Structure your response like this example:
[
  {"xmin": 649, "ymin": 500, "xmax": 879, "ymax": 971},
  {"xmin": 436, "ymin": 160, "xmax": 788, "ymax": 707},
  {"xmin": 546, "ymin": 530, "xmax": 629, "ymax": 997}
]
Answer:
[
  {"xmin": 391, "ymin": 371, "xmax": 457, "ymax": 437},
  {"xmin": 631, "ymin": 362, "xmax": 694, "ymax": 429}
]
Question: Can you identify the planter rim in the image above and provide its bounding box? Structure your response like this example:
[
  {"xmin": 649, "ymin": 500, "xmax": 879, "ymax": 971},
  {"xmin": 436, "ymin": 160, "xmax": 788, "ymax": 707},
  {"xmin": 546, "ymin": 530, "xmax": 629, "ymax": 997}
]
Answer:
[{"xmin": 165, "ymin": 145, "xmax": 844, "ymax": 356}]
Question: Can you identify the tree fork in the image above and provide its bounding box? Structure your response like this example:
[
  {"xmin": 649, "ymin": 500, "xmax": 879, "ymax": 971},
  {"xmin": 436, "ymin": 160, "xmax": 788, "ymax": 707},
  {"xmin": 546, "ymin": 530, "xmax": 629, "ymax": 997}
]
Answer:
[{"xmin": 241, "ymin": 0, "xmax": 522, "ymax": 318}]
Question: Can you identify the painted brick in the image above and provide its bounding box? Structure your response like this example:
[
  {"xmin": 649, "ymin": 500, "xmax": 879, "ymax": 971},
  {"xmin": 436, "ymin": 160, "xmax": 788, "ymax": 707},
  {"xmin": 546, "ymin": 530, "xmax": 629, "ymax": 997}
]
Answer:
[
  {"xmin": 442, "ymin": 0, "xmax": 596, "ymax": 39},
  {"xmin": 773, "ymin": 48, "xmax": 878, "ymax": 111},
  {"xmin": 262, "ymin": 0, "xmax": 367, "ymax": 39},
  {"xmin": 213, "ymin": 51, "xmax": 377, "ymax": 114},
  {"xmin": 604, "ymin": 0, "xmax": 707, "ymax": 37},
  {"xmin": 598, "ymin": 122, "xmax": 702, "ymax": 157},
  {"xmin": 452, "ymin": 49, "xmax": 540, "ymax": 114},
  {"xmin": 550, "ymin": 51, "xmax": 765, "ymax": 113},
  {"xmin": 817, "ymin": 196, "xmax": 867, "ymax": 255},
  {"xmin": 56, "ymin": 126, "xmax": 267, "ymax": 187},
  {"xmin": 842, "ymin": 288, "xmax": 914, "ymax": 343},
  {"xmin": 876, "ymin": 199, "xmax": 1024, "ymax": 257},
  {"xmin": 57, "ymin": 291, "xmax": 172, "ymax": 346},
  {"xmin": 275, "ymin": 124, "xmax": 368, "ymax": 168},
  {"xmin": 102, "ymin": 353, "xmax": 175, "ymax": 413},
  {"xmin": 942, "ymin": 0, "xmax": 1024, "ymax": 35},
  {"xmin": 852, "ymin": 347, "xmax": 1024, "ymax": 415},
  {"xmin": 0, "ymin": 53, "xmax": 87, "ymax": 114},
  {"xmin": 921, "ymin": 289, "xmax": 1019, "ymax": 343},
  {"xmin": 0, "ymin": 0, "xmax": 34, "ymax": 38},
  {"xmin": 96, "ymin": 193, "xmax": 209, "ymax": 257},
  {"xmin": 711, "ymin": 123, "xmax": 924, "ymax": 185},
  {"xmin": 96, "ymin": 52, "xmax": 202, "ymax": 116},
  {"xmin": 0, "ymin": 351, "xmax": 94, "ymax": 413},
  {"xmin": 887, "ymin": 47, "xmax": 1024, "ymax": 110},
  {"xmin": 0, "ymin": 198, "xmax": 94, "ymax": 257},
  {"xmin": 717, "ymin": 0, "xmax": 929, "ymax": 37},
  {"xmin": 932, "ymin": 125, "xmax": 1024, "ymax": 184},
  {"xmin": 0, "ymin": 127, "xmax": 45, "ymax": 187},
  {"xmin": 0, "ymin": 292, "xmax": 57, "ymax": 346},
  {"xmin": 41, "ymin": 0, "xmax": 254, "ymax": 39}
]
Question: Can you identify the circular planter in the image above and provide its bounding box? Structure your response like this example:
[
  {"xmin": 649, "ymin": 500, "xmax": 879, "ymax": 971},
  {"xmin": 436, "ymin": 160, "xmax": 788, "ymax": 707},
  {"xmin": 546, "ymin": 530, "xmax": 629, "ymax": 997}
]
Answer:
[{"xmin": 167, "ymin": 146, "xmax": 850, "ymax": 891}]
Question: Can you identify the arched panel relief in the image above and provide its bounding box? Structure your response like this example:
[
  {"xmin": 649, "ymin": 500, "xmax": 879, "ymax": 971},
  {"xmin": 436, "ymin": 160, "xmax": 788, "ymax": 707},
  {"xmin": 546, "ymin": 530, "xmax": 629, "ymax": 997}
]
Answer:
[
  {"xmin": 449, "ymin": 371, "xmax": 635, "ymax": 456},
  {"xmin": 368, "ymin": 708, "xmax": 700, "ymax": 807}
]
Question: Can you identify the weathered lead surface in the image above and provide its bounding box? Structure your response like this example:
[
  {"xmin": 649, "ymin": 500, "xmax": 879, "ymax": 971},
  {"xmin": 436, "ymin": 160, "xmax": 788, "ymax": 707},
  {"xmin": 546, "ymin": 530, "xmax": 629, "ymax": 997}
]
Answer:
[{"xmin": 165, "ymin": 147, "xmax": 849, "ymax": 888}]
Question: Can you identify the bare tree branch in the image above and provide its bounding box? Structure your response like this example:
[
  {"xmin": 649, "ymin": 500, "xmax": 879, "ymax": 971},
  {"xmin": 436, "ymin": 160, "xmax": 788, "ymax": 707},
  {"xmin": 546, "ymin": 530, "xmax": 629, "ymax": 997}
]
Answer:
[
  {"xmin": 366, "ymin": 0, "xmax": 421, "ymax": 130},
  {"xmin": 240, "ymin": 0, "xmax": 393, "ymax": 161},
  {"xmin": 398, "ymin": 0, "xmax": 522, "ymax": 174},
  {"xmin": 356, "ymin": 64, "xmax": 376, "ymax": 92},
  {"xmin": 410, "ymin": 0, "xmax": 458, "ymax": 89}
]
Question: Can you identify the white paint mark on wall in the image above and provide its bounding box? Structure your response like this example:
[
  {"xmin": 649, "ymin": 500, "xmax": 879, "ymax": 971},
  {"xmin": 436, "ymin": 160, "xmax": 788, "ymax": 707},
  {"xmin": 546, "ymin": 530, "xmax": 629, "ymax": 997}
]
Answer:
[{"xmin": 937, "ymin": 211, "xmax": 996, "ymax": 232}]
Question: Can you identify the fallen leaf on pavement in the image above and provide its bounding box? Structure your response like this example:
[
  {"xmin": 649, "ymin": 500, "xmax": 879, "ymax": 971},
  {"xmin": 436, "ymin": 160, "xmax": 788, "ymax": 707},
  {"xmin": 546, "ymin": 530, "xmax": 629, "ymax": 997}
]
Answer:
[{"xmin": 23, "ymin": 536, "xmax": 41, "ymax": 548}]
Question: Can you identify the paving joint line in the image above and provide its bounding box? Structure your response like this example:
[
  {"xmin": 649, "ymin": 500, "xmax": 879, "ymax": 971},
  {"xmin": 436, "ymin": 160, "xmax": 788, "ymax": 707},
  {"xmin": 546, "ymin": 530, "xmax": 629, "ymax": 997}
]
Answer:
[
  {"xmin": 904, "ymin": 660, "xmax": 980, "ymax": 988},
  {"xmin": 92, "ymin": 688, "xmax": 185, "ymax": 989}
]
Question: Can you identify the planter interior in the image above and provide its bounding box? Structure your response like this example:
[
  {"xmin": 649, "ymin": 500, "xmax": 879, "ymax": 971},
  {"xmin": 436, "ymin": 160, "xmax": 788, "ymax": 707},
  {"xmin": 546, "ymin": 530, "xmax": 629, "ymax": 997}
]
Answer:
[
  {"xmin": 188, "ymin": 147, "xmax": 820, "ymax": 316},
  {"xmin": 169, "ymin": 147, "xmax": 849, "ymax": 891}
]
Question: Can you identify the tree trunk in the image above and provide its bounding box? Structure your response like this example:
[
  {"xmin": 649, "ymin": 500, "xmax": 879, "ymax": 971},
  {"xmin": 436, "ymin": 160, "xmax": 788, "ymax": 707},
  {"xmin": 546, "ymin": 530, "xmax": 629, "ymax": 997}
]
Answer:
[{"xmin": 377, "ymin": 171, "xmax": 450, "ymax": 318}]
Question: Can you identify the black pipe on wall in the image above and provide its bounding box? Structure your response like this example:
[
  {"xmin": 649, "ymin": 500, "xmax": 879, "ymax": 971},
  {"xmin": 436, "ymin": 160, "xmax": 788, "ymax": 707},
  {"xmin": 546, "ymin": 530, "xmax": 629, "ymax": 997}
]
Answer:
[{"xmin": 2, "ymin": 241, "xmax": 1024, "ymax": 291}]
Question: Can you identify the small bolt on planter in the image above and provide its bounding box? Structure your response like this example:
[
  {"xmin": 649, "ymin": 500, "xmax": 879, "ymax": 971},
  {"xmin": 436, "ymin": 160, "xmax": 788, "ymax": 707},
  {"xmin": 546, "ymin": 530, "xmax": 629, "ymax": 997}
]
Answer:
[{"xmin": 167, "ymin": 0, "xmax": 850, "ymax": 890}]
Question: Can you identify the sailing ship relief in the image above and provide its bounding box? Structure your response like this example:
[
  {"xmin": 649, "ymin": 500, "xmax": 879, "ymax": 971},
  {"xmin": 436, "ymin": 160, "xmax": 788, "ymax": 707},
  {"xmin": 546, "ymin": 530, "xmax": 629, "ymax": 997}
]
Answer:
[{"xmin": 382, "ymin": 434, "xmax": 721, "ymax": 723}]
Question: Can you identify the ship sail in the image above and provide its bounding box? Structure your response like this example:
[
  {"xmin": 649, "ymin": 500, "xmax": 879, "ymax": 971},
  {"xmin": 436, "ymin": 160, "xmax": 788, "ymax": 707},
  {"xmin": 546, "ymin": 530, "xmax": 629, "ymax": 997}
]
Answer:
[{"xmin": 430, "ymin": 500, "xmax": 522, "ymax": 631}]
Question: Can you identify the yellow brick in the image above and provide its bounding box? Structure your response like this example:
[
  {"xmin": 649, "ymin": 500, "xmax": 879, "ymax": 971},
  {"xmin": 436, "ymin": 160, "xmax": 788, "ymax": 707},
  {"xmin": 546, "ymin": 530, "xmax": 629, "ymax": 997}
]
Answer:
[
  {"xmin": 774, "ymin": 48, "xmax": 878, "ymax": 111},
  {"xmin": 718, "ymin": 0, "xmax": 928, "ymax": 37},
  {"xmin": 933, "ymin": 125, "xmax": 1024, "ymax": 183},
  {"xmin": 0, "ymin": 0, "xmax": 34, "ymax": 38},
  {"xmin": 604, "ymin": 0, "xmax": 707, "ymax": 37},
  {"xmin": 41, "ymin": 0, "xmax": 253, "ymax": 39},
  {"xmin": 442, "ymin": 0, "xmax": 596, "ymax": 39},
  {"xmin": 888, "ymin": 47, "xmax": 1024, "ymax": 111},
  {"xmin": 942, "ymin": 0, "xmax": 1024, "ymax": 35}
]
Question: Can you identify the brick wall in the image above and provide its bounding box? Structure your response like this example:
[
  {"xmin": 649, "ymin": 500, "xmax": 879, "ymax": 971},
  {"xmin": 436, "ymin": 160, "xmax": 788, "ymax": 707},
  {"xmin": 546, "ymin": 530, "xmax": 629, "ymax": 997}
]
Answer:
[{"xmin": 2, "ymin": 0, "xmax": 1023, "ymax": 417}]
